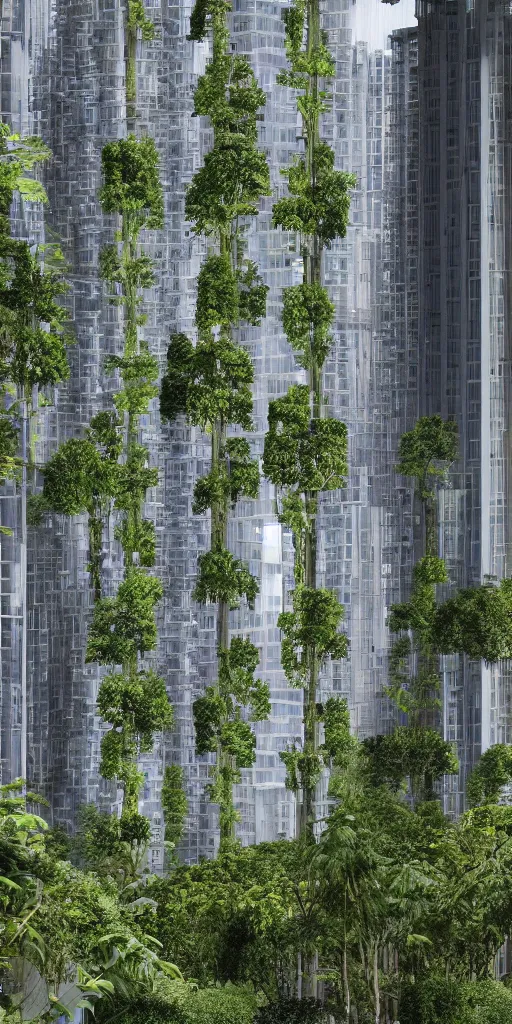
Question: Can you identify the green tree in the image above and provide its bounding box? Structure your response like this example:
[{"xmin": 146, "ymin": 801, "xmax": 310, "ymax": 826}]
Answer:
[
  {"xmin": 417, "ymin": 806, "xmax": 512, "ymax": 982},
  {"xmin": 40, "ymin": 413, "xmax": 122, "ymax": 598},
  {"xmin": 161, "ymin": 765, "xmax": 188, "ymax": 853},
  {"xmin": 148, "ymin": 840, "xmax": 304, "ymax": 993},
  {"xmin": 39, "ymin": 137, "xmax": 173, "ymax": 840},
  {"xmin": 89, "ymin": 137, "xmax": 170, "ymax": 823},
  {"xmin": 262, "ymin": 0, "xmax": 354, "ymax": 842},
  {"xmin": 363, "ymin": 727, "xmax": 459, "ymax": 803},
  {"xmin": 398, "ymin": 975, "xmax": 469, "ymax": 1024},
  {"xmin": 94, "ymin": 70, "xmax": 184, "ymax": 865},
  {"xmin": 396, "ymin": 414, "xmax": 458, "ymax": 501},
  {"xmin": 466, "ymin": 744, "xmax": 512, "ymax": 807},
  {"xmin": 0, "ymin": 124, "xmax": 69, "ymax": 534},
  {"xmin": 125, "ymin": 2, "xmax": 156, "ymax": 122},
  {"xmin": 386, "ymin": 419, "xmax": 459, "ymax": 804},
  {"xmin": 160, "ymin": 0, "xmax": 271, "ymax": 851},
  {"xmin": 431, "ymin": 579, "xmax": 512, "ymax": 663}
]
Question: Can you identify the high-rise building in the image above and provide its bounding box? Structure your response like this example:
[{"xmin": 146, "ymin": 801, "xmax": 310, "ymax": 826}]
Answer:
[
  {"xmin": 411, "ymin": 0, "xmax": 511, "ymax": 813},
  {"xmin": 380, "ymin": 0, "xmax": 512, "ymax": 816},
  {"xmin": 2, "ymin": 0, "xmax": 510, "ymax": 855}
]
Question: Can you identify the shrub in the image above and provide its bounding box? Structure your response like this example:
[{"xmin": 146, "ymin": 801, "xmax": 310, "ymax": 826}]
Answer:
[
  {"xmin": 399, "ymin": 976, "xmax": 468, "ymax": 1024},
  {"xmin": 466, "ymin": 980, "xmax": 512, "ymax": 1024},
  {"xmin": 112, "ymin": 984, "xmax": 258, "ymax": 1024},
  {"xmin": 255, "ymin": 999, "xmax": 329, "ymax": 1024},
  {"xmin": 106, "ymin": 997, "xmax": 186, "ymax": 1024},
  {"xmin": 183, "ymin": 985, "xmax": 257, "ymax": 1024}
]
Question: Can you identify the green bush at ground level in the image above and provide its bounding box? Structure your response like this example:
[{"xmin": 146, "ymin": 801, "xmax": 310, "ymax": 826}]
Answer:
[
  {"xmin": 466, "ymin": 980, "xmax": 512, "ymax": 1023},
  {"xmin": 104, "ymin": 998, "xmax": 186, "ymax": 1024},
  {"xmin": 103, "ymin": 984, "xmax": 257, "ymax": 1024},
  {"xmin": 399, "ymin": 977, "xmax": 512, "ymax": 1024},
  {"xmin": 255, "ymin": 998, "xmax": 330, "ymax": 1024},
  {"xmin": 183, "ymin": 985, "xmax": 257, "ymax": 1024}
]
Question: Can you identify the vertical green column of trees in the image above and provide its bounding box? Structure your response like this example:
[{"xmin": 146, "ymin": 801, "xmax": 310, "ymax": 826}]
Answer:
[
  {"xmin": 0, "ymin": 123, "xmax": 70, "ymax": 787},
  {"xmin": 369, "ymin": 416, "xmax": 512, "ymax": 802},
  {"xmin": 262, "ymin": 0, "xmax": 355, "ymax": 836},
  {"xmin": 366, "ymin": 416, "xmax": 460, "ymax": 802},
  {"xmin": 0, "ymin": 124, "xmax": 70, "ymax": 529},
  {"xmin": 387, "ymin": 416, "xmax": 458, "ymax": 726},
  {"xmin": 41, "ymin": 137, "xmax": 173, "ymax": 836},
  {"xmin": 86, "ymin": 137, "xmax": 174, "ymax": 826},
  {"xmin": 125, "ymin": 1, "xmax": 155, "ymax": 123},
  {"xmin": 160, "ymin": 0, "xmax": 271, "ymax": 849}
]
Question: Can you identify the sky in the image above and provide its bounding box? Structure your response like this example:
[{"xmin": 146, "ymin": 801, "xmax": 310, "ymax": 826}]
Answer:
[{"xmin": 351, "ymin": 0, "xmax": 417, "ymax": 51}]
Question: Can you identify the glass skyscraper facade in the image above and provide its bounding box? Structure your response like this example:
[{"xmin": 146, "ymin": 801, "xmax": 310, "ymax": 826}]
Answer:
[{"xmin": 1, "ymin": 0, "xmax": 510, "ymax": 858}]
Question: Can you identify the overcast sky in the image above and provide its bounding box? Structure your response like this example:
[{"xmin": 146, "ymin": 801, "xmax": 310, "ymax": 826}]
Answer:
[{"xmin": 351, "ymin": 0, "xmax": 417, "ymax": 51}]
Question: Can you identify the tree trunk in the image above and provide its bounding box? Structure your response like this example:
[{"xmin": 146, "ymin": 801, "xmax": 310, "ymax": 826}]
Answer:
[
  {"xmin": 373, "ymin": 945, "xmax": 381, "ymax": 1024},
  {"xmin": 343, "ymin": 941, "xmax": 351, "ymax": 1022},
  {"xmin": 20, "ymin": 388, "xmax": 28, "ymax": 785}
]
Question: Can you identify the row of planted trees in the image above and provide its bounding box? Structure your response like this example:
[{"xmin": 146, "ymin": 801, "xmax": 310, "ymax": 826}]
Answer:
[{"xmin": 4, "ymin": 0, "xmax": 512, "ymax": 906}]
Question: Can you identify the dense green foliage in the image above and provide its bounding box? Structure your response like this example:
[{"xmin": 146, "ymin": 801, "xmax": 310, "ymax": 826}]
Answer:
[
  {"xmin": 363, "ymin": 726, "xmax": 459, "ymax": 801},
  {"xmin": 261, "ymin": 0, "xmax": 353, "ymax": 837},
  {"xmin": 432, "ymin": 579, "xmax": 512, "ymax": 662},
  {"xmin": 255, "ymin": 999, "xmax": 329, "ymax": 1024},
  {"xmin": 41, "ymin": 413, "xmax": 122, "ymax": 595},
  {"xmin": 161, "ymin": 333, "xmax": 254, "ymax": 432},
  {"xmin": 0, "ymin": 123, "xmax": 70, "ymax": 532},
  {"xmin": 160, "ymin": 0, "xmax": 271, "ymax": 848},
  {"xmin": 396, "ymin": 414, "xmax": 458, "ymax": 495},
  {"xmin": 146, "ymin": 763, "xmax": 512, "ymax": 1019},
  {"xmin": 273, "ymin": 147, "xmax": 355, "ymax": 246},
  {"xmin": 0, "ymin": 782, "xmax": 180, "ymax": 1020},
  {"xmin": 466, "ymin": 744, "xmax": 512, "ymax": 806},
  {"xmin": 399, "ymin": 977, "xmax": 512, "ymax": 1024},
  {"xmin": 161, "ymin": 766, "xmax": 188, "ymax": 850},
  {"xmin": 264, "ymin": 386, "xmax": 348, "ymax": 495},
  {"xmin": 104, "ymin": 983, "xmax": 257, "ymax": 1024},
  {"xmin": 99, "ymin": 136, "xmax": 163, "ymax": 230}
]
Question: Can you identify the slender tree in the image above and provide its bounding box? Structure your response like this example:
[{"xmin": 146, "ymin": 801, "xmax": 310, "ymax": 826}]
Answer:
[
  {"xmin": 88, "ymin": 137, "xmax": 173, "ymax": 824},
  {"xmin": 387, "ymin": 417, "xmax": 458, "ymax": 724},
  {"xmin": 41, "ymin": 137, "xmax": 173, "ymax": 835},
  {"xmin": 389, "ymin": 389, "xmax": 512, "ymax": 676},
  {"xmin": 0, "ymin": 122, "xmax": 70, "ymax": 790},
  {"xmin": 160, "ymin": 0, "xmax": 271, "ymax": 850},
  {"xmin": 262, "ymin": 0, "xmax": 354, "ymax": 837},
  {"xmin": 383, "ymin": 416, "xmax": 459, "ymax": 802},
  {"xmin": 0, "ymin": 123, "xmax": 69, "ymax": 528},
  {"xmin": 125, "ymin": 1, "xmax": 155, "ymax": 125},
  {"xmin": 395, "ymin": 415, "xmax": 458, "ymax": 561}
]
